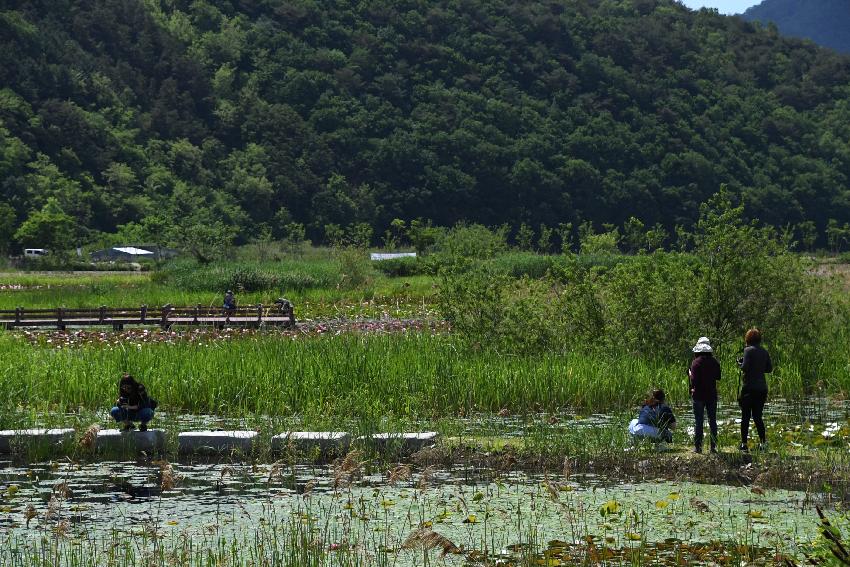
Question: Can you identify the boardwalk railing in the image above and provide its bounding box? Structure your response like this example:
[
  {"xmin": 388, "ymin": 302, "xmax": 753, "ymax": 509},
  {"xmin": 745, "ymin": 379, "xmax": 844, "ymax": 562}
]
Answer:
[{"xmin": 0, "ymin": 303, "xmax": 295, "ymax": 330}]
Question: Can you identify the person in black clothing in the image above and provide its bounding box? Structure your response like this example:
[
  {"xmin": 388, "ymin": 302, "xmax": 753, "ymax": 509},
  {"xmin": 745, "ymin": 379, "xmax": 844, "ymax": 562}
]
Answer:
[
  {"xmin": 110, "ymin": 374, "xmax": 156, "ymax": 432},
  {"xmin": 223, "ymin": 290, "xmax": 237, "ymax": 313},
  {"xmin": 689, "ymin": 336, "xmax": 721, "ymax": 454},
  {"xmin": 737, "ymin": 328, "xmax": 772, "ymax": 452}
]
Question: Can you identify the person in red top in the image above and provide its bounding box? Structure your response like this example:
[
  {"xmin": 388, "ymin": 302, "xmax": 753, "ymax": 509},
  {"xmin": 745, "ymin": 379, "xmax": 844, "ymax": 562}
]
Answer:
[{"xmin": 689, "ymin": 337, "xmax": 721, "ymax": 454}]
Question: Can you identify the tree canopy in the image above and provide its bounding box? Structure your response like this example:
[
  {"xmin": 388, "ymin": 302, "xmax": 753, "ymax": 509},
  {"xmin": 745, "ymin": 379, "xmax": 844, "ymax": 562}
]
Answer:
[{"xmin": 2, "ymin": 0, "xmax": 850, "ymax": 251}]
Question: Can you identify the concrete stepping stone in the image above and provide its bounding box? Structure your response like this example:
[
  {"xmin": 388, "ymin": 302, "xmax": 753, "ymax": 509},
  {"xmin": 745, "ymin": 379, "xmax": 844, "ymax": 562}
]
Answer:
[
  {"xmin": 95, "ymin": 429, "xmax": 166, "ymax": 453},
  {"xmin": 271, "ymin": 431, "xmax": 350, "ymax": 456},
  {"xmin": 366, "ymin": 432, "xmax": 440, "ymax": 454},
  {"xmin": 0, "ymin": 428, "xmax": 75, "ymax": 453},
  {"xmin": 178, "ymin": 431, "xmax": 257, "ymax": 455}
]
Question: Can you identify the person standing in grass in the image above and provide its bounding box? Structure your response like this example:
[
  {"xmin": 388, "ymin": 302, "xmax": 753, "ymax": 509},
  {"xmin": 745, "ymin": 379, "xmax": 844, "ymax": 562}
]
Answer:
[
  {"xmin": 737, "ymin": 328, "xmax": 772, "ymax": 452},
  {"xmin": 689, "ymin": 337, "xmax": 720, "ymax": 454},
  {"xmin": 110, "ymin": 374, "xmax": 156, "ymax": 432}
]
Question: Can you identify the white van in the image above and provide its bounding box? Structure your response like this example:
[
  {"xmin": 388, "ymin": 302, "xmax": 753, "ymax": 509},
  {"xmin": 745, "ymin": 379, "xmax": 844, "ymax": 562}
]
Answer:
[{"xmin": 24, "ymin": 248, "xmax": 49, "ymax": 257}]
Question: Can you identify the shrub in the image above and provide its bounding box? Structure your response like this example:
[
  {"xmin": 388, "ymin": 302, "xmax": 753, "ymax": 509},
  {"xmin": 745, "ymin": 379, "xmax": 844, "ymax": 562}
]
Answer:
[
  {"xmin": 372, "ymin": 256, "xmax": 425, "ymax": 277},
  {"xmin": 157, "ymin": 259, "xmax": 340, "ymax": 292},
  {"xmin": 489, "ymin": 252, "xmax": 555, "ymax": 279}
]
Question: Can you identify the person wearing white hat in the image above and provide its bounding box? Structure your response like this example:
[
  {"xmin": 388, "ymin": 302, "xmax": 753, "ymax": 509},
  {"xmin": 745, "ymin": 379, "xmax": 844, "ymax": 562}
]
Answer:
[{"xmin": 689, "ymin": 336, "xmax": 721, "ymax": 453}]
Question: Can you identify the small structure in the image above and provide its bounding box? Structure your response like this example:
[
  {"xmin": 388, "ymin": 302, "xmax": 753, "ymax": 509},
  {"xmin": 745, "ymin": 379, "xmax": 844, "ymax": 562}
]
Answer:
[
  {"xmin": 370, "ymin": 252, "xmax": 417, "ymax": 261},
  {"xmin": 0, "ymin": 428, "xmax": 75, "ymax": 453},
  {"xmin": 90, "ymin": 245, "xmax": 178, "ymax": 262},
  {"xmin": 95, "ymin": 429, "xmax": 166, "ymax": 453},
  {"xmin": 363, "ymin": 432, "xmax": 439, "ymax": 455},
  {"xmin": 0, "ymin": 303, "xmax": 295, "ymax": 331}
]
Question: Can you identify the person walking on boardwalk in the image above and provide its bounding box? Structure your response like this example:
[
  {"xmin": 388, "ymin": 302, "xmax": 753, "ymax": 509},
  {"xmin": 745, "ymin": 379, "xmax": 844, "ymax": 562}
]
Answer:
[
  {"xmin": 737, "ymin": 328, "xmax": 772, "ymax": 452},
  {"xmin": 110, "ymin": 374, "xmax": 156, "ymax": 432},
  {"xmin": 689, "ymin": 337, "xmax": 720, "ymax": 454}
]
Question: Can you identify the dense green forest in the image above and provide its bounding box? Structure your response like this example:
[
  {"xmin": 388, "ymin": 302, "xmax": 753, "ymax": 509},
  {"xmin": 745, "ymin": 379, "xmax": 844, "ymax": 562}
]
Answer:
[
  {"xmin": 2, "ymin": 0, "xmax": 850, "ymax": 253},
  {"xmin": 743, "ymin": 0, "xmax": 850, "ymax": 54}
]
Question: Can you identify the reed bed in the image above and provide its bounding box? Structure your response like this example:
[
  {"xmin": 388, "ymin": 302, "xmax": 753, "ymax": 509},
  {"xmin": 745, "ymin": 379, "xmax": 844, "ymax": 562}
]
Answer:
[{"xmin": 0, "ymin": 333, "xmax": 846, "ymax": 420}]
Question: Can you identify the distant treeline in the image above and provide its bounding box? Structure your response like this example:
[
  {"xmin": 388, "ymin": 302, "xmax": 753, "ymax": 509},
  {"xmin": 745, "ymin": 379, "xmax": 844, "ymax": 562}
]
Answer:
[{"xmin": 2, "ymin": 0, "xmax": 850, "ymax": 254}]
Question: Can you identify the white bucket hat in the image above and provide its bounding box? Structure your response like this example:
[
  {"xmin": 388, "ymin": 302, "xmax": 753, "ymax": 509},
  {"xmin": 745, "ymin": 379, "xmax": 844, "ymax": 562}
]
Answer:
[{"xmin": 692, "ymin": 336, "xmax": 712, "ymax": 353}]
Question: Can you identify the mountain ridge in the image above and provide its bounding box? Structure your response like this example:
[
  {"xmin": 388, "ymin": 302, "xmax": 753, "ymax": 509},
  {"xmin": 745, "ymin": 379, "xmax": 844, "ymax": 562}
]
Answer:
[
  {"xmin": 1, "ymin": 0, "xmax": 850, "ymax": 249},
  {"xmin": 741, "ymin": 0, "xmax": 850, "ymax": 54}
]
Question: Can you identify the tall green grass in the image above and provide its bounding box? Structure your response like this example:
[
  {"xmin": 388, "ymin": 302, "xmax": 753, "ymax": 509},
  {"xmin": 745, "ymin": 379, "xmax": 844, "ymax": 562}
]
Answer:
[{"xmin": 0, "ymin": 333, "xmax": 845, "ymax": 420}]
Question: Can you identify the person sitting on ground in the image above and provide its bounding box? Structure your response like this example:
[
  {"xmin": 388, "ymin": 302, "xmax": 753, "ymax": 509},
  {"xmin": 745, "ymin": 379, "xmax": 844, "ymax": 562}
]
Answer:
[
  {"xmin": 223, "ymin": 290, "xmax": 237, "ymax": 312},
  {"xmin": 110, "ymin": 373, "xmax": 156, "ymax": 432},
  {"xmin": 628, "ymin": 389, "xmax": 676, "ymax": 443}
]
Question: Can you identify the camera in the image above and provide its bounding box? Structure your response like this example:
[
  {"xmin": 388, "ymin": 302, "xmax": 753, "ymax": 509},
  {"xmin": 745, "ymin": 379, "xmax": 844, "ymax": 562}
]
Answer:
[{"xmin": 119, "ymin": 396, "xmax": 129, "ymax": 405}]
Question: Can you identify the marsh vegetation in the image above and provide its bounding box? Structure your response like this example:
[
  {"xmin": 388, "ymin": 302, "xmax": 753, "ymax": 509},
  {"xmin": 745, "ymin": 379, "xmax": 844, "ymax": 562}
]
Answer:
[{"xmin": 1, "ymin": 195, "xmax": 850, "ymax": 565}]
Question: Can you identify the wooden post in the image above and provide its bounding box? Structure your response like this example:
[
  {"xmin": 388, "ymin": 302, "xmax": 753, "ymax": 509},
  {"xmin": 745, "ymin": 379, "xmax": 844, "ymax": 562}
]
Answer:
[
  {"xmin": 99, "ymin": 305, "xmax": 106, "ymax": 323},
  {"xmin": 15, "ymin": 307, "xmax": 21, "ymax": 324},
  {"xmin": 257, "ymin": 304, "xmax": 263, "ymax": 323},
  {"xmin": 141, "ymin": 304, "xmax": 147, "ymax": 323},
  {"xmin": 194, "ymin": 304, "xmax": 200, "ymax": 323},
  {"xmin": 57, "ymin": 307, "xmax": 65, "ymax": 331},
  {"xmin": 160, "ymin": 305, "xmax": 171, "ymax": 329}
]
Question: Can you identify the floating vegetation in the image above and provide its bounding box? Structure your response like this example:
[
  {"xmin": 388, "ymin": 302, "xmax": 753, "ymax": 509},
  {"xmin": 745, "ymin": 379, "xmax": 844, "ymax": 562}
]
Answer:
[{"xmin": 0, "ymin": 460, "xmax": 838, "ymax": 566}]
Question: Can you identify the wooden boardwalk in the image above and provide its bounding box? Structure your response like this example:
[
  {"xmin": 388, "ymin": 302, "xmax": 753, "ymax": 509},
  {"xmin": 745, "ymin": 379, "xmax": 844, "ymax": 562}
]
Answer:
[{"xmin": 0, "ymin": 303, "xmax": 295, "ymax": 330}]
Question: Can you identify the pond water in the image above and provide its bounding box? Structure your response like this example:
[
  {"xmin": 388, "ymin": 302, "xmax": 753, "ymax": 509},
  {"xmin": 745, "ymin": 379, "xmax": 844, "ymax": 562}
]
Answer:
[{"xmin": 0, "ymin": 459, "xmax": 832, "ymax": 565}]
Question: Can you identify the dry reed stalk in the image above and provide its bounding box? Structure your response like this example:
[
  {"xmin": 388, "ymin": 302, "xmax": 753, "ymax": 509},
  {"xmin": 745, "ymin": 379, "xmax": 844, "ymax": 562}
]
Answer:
[
  {"xmin": 44, "ymin": 495, "xmax": 60, "ymax": 521},
  {"xmin": 418, "ymin": 465, "xmax": 436, "ymax": 490},
  {"xmin": 24, "ymin": 504, "xmax": 37, "ymax": 528},
  {"xmin": 302, "ymin": 479, "xmax": 316, "ymax": 496},
  {"xmin": 267, "ymin": 459, "xmax": 287, "ymax": 483},
  {"xmin": 52, "ymin": 520, "xmax": 69, "ymax": 537},
  {"xmin": 562, "ymin": 456, "xmax": 572, "ymax": 478},
  {"xmin": 401, "ymin": 526, "xmax": 462, "ymax": 555},
  {"xmin": 690, "ymin": 496, "xmax": 709, "ymax": 512},
  {"xmin": 543, "ymin": 476, "xmax": 560, "ymax": 502},
  {"xmin": 78, "ymin": 424, "xmax": 100, "ymax": 450},
  {"xmin": 387, "ymin": 464, "xmax": 411, "ymax": 485},
  {"xmin": 53, "ymin": 481, "xmax": 71, "ymax": 499},
  {"xmin": 153, "ymin": 459, "xmax": 179, "ymax": 491},
  {"xmin": 333, "ymin": 450, "xmax": 363, "ymax": 489}
]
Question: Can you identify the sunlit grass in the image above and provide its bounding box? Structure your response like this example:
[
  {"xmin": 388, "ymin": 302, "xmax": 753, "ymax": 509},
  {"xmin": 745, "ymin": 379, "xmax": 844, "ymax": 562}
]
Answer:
[{"xmin": 0, "ymin": 333, "xmax": 846, "ymax": 420}]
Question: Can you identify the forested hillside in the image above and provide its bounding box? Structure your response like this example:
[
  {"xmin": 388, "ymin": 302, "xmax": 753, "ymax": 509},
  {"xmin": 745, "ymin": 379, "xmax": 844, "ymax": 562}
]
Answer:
[
  {"xmin": 2, "ymin": 0, "xmax": 850, "ymax": 252},
  {"xmin": 742, "ymin": 0, "xmax": 850, "ymax": 54}
]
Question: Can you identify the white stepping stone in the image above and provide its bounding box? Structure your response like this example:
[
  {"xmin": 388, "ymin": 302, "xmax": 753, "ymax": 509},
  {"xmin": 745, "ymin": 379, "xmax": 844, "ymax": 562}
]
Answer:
[
  {"xmin": 0, "ymin": 429, "xmax": 75, "ymax": 453},
  {"xmin": 95, "ymin": 429, "xmax": 166, "ymax": 453},
  {"xmin": 271, "ymin": 431, "xmax": 350, "ymax": 455},
  {"xmin": 177, "ymin": 431, "xmax": 257, "ymax": 455},
  {"xmin": 367, "ymin": 432, "xmax": 440, "ymax": 454}
]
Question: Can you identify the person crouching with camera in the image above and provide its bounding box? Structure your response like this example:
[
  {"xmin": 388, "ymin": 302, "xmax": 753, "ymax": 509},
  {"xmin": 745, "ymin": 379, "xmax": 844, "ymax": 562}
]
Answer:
[{"xmin": 110, "ymin": 373, "xmax": 157, "ymax": 432}]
